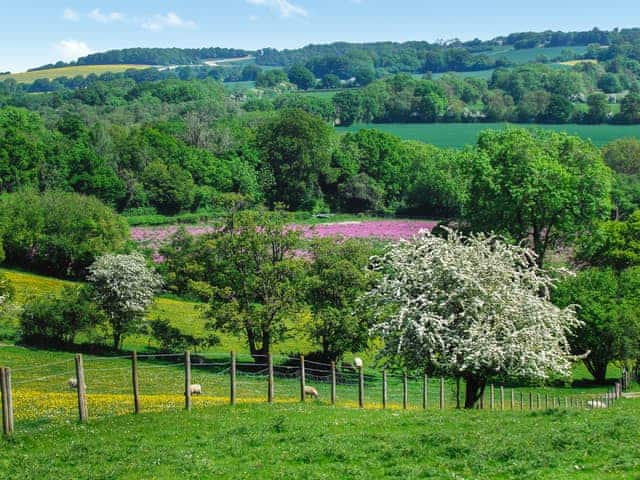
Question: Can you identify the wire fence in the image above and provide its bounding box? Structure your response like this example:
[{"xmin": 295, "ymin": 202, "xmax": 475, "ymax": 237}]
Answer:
[{"xmin": 0, "ymin": 350, "xmax": 625, "ymax": 436}]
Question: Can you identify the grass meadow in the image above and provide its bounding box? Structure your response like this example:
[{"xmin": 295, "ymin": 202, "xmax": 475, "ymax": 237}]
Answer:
[
  {"xmin": 337, "ymin": 123, "xmax": 640, "ymax": 148},
  {"xmin": 1, "ymin": 395, "xmax": 638, "ymax": 479}
]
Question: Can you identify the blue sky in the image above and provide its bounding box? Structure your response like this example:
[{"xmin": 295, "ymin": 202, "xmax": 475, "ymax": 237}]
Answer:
[{"xmin": 1, "ymin": 1, "xmax": 639, "ymax": 72}]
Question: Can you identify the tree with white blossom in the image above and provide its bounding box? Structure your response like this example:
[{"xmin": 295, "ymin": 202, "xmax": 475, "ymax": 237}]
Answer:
[
  {"xmin": 367, "ymin": 229, "xmax": 581, "ymax": 408},
  {"xmin": 88, "ymin": 253, "xmax": 162, "ymax": 349}
]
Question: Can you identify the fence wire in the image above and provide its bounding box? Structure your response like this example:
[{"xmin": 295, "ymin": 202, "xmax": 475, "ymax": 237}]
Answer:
[{"xmin": 0, "ymin": 351, "xmax": 625, "ymax": 434}]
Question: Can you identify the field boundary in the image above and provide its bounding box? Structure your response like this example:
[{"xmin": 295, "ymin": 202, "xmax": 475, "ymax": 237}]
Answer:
[{"xmin": 0, "ymin": 350, "xmax": 625, "ymax": 437}]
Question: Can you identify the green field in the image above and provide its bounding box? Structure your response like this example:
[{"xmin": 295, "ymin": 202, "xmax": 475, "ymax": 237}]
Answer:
[
  {"xmin": 337, "ymin": 123, "xmax": 640, "ymax": 148},
  {"xmin": 0, "ymin": 65, "xmax": 153, "ymax": 83},
  {"xmin": 1, "ymin": 398, "xmax": 638, "ymax": 479},
  {"xmin": 224, "ymin": 80, "xmax": 257, "ymax": 92},
  {"xmin": 479, "ymin": 45, "xmax": 589, "ymax": 64}
]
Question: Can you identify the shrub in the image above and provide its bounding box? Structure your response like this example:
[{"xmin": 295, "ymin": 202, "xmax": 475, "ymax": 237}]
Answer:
[
  {"xmin": 149, "ymin": 318, "xmax": 218, "ymax": 352},
  {"xmin": 0, "ymin": 190, "xmax": 129, "ymax": 278},
  {"xmin": 20, "ymin": 286, "xmax": 103, "ymax": 347}
]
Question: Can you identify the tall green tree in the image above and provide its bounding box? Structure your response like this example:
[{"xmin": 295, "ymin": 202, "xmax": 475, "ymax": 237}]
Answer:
[
  {"xmin": 288, "ymin": 64, "xmax": 316, "ymax": 90},
  {"xmin": 466, "ymin": 129, "xmax": 612, "ymax": 266},
  {"xmin": 205, "ymin": 210, "xmax": 307, "ymax": 359},
  {"xmin": 307, "ymin": 238, "xmax": 376, "ymax": 361},
  {"xmin": 256, "ymin": 108, "xmax": 334, "ymax": 210},
  {"xmin": 577, "ymin": 210, "xmax": 640, "ymax": 269},
  {"xmin": 553, "ymin": 268, "xmax": 640, "ymax": 383}
]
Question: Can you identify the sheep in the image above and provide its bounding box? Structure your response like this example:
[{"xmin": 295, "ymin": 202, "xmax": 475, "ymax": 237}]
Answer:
[
  {"xmin": 304, "ymin": 385, "xmax": 319, "ymax": 399},
  {"xmin": 67, "ymin": 378, "xmax": 86, "ymax": 390},
  {"xmin": 586, "ymin": 400, "xmax": 607, "ymax": 409},
  {"xmin": 353, "ymin": 357, "xmax": 363, "ymax": 369},
  {"xmin": 189, "ymin": 384, "xmax": 202, "ymax": 395}
]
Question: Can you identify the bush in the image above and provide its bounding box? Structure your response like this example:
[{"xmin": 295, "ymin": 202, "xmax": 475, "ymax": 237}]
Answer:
[
  {"xmin": 149, "ymin": 318, "xmax": 218, "ymax": 353},
  {"xmin": 20, "ymin": 286, "xmax": 103, "ymax": 347},
  {"xmin": 0, "ymin": 190, "xmax": 129, "ymax": 278}
]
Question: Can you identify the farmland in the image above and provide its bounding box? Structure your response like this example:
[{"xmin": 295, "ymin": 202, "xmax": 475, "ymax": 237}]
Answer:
[
  {"xmin": 337, "ymin": 123, "xmax": 640, "ymax": 148},
  {"xmin": 478, "ymin": 45, "xmax": 589, "ymax": 64},
  {"xmin": 0, "ymin": 65, "xmax": 152, "ymax": 83},
  {"xmin": 0, "ymin": 390, "xmax": 637, "ymax": 479}
]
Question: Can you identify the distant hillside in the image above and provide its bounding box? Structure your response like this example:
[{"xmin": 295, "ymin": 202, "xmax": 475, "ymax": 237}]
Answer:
[
  {"xmin": 27, "ymin": 27, "xmax": 638, "ymax": 79},
  {"xmin": 31, "ymin": 47, "xmax": 252, "ymax": 71},
  {"xmin": 1, "ymin": 64, "xmax": 151, "ymax": 83}
]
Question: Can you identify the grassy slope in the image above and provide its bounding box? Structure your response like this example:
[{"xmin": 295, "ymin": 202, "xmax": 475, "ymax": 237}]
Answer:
[
  {"xmin": 0, "ymin": 268, "xmax": 315, "ymax": 356},
  {"xmin": 0, "ymin": 65, "xmax": 152, "ymax": 83},
  {"xmin": 1, "ymin": 400, "xmax": 639, "ymax": 479},
  {"xmin": 337, "ymin": 123, "xmax": 640, "ymax": 148},
  {"xmin": 0, "ymin": 268, "xmax": 625, "ymax": 384},
  {"xmin": 479, "ymin": 45, "xmax": 589, "ymax": 64}
]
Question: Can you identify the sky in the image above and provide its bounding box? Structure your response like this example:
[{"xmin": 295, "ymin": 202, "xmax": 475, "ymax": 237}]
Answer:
[{"xmin": 1, "ymin": 1, "xmax": 640, "ymax": 72}]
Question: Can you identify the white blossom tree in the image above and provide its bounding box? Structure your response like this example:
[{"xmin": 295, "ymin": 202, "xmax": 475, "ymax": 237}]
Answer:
[
  {"xmin": 367, "ymin": 229, "xmax": 580, "ymax": 408},
  {"xmin": 88, "ymin": 253, "xmax": 162, "ymax": 349}
]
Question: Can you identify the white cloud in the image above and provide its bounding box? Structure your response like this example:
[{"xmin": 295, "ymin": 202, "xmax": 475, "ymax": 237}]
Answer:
[
  {"xmin": 54, "ymin": 39, "xmax": 92, "ymax": 62},
  {"xmin": 141, "ymin": 12, "xmax": 196, "ymax": 31},
  {"xmin": 62, "ymin": 8, "xmax": 79, "ymax": 21},
  {"xmin": 246, "ymin": 0, "xmax": 308, "ymax": 18},
  {"xmin": 88, "ymin": 8, "xmax": 125, "ymax": 23}
]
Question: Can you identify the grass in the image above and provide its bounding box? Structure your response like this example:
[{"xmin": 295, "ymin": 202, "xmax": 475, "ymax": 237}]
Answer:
[
  {"xmin": 0, "ymin": 268, "xmax": 317, "ymax": 356},
  {"xmin": 224, "ymin": 81, "xmax": 257, "ymax": 92},
  {"xmin": 0, "ymin": 65, "xmax": 152, "ymax": 83},
  {"xmin": 478, "ymin": 45, "xmax": 589, "ymax": 64},
  {"xmin": 1, "ymin": 397, "xmax": 638, "ymax": 479},
  {"xmin": 337, "ymin": 123, "xmax": 640, "ymax": 148}
]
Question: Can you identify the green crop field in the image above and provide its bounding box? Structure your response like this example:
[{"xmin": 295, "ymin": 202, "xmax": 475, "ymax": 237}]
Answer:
[
  {"xmin": 224, "ymin": 80, "xmax": 257, "ymax": 92},
  {"xmin": 337, "ymin": 123, "xmax": 640, "ymax": 148},
  {"xmin": 478, "ymin": 45, "xmax": 589, "ymax": 64},
  {"xmin": 0, "ymin": 65, "xmax": 153, "ymax": 83}
]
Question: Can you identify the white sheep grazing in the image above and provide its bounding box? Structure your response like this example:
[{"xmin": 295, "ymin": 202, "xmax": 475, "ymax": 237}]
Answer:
[
  {"xmin": 586, "ymin": 400, "xmax": 607, "ymax": 409},
  {"xmin": 189, "ymin": 384, "xmax": 202, "ymax": 395},
  {"xmin": 304, "ymin": 385, "xmax": 319, "ymax": 399},
  {"xmin": 67, "ymin": 378, "xmax": 86, "ymax": 390},
  {"xmin": 353, "ymin": 357, "xmax": 363, "ymax": 369}
]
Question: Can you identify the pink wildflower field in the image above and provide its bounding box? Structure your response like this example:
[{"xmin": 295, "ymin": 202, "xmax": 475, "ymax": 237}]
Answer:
[{"xmin": 131, "ymin": 220, "xmax": 436, "ymax": 250}]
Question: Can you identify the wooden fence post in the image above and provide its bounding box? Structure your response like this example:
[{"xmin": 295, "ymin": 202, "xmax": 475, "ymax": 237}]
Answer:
[
  {"xmin": 500, "ymin": 386, "xmax": 505, "ymax": 411},
  {"xmin": 528, "ymin": 392, "xmax": 532, "ymax": 410},
  {"xmin": 1, "ymin": 367, "xmax": 14, "ymax": 436},
  {"xmin": 358, "ymin": 365, "xmax": 364, "ymax": 409},
  {"xmin": 331, "ymin": 361, "xmax": 336, "ymax": 406},
  {"xmin": 510, "ymin": 389, "xmax": 514, "ymax": 410},
  {"xmin": 422, "ymin": 373, "xmax": 428, "ymax": 410},
  {"xmin": 184, "ymin": 351, "xmax": 192, "ymax": 411},
  {"xmin": 402, "ymin": 371, "xmax": 408, "ymax": 410},
  {"xmin": 131, "ymin": 351, "xmax": 140, "ymax": 414},
  {"xmin": 230, "ymin": 351, "xmax": 236, "ymax": 406},
  {"xmin": 267, "ymin": 353, "xmax": 274, "ymax": 404},
  {"xmin": 439, "ymin": 377, "xmax": 445, "ymax": 410},
  {"xmin": 520, "ymin": 392, "xmax": 523, "ymax": 410},
  {"xmin": 300, "ymin": 355, "xmax": 306, "ymax": 403},
  {"xmin": 75, "ymin": 354, "xmax": 88, "ymax": 423},
  {"xmin": 382, "ymin": 369, "xmax": 388, "ymax": 409},
  {"xmin": 490, "ymin": 384, "xmax": 495, "ymax": 411},
  {"xmin": 564, "ymin": 396, "xmax": 568, "ymax": 409}
]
